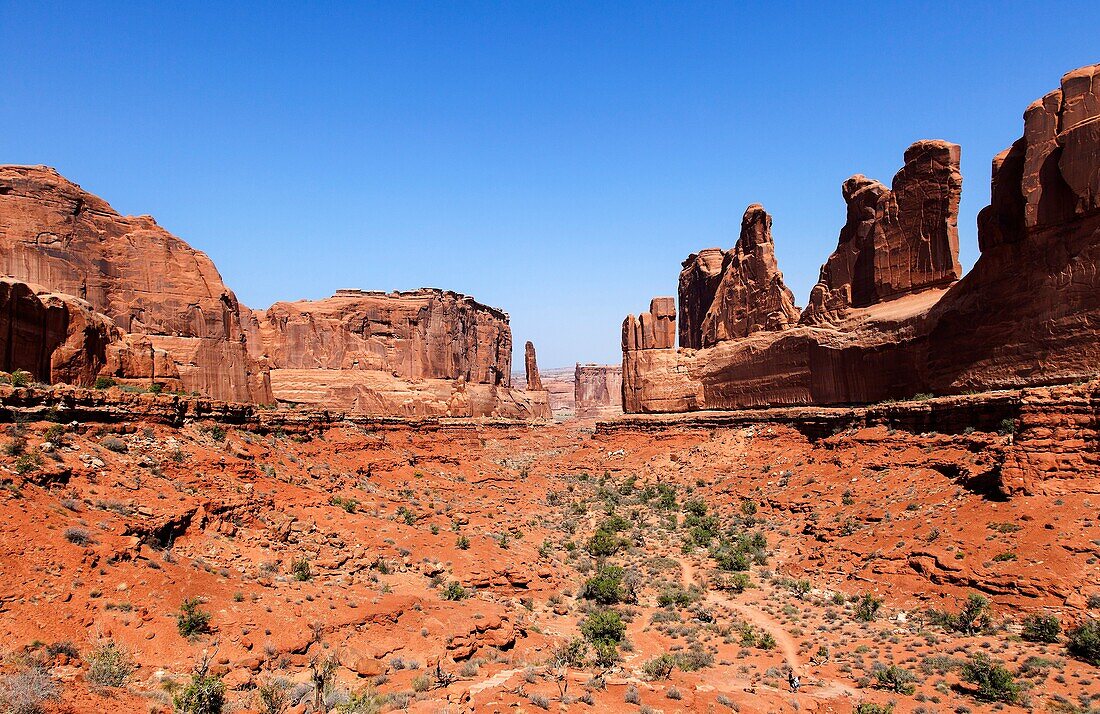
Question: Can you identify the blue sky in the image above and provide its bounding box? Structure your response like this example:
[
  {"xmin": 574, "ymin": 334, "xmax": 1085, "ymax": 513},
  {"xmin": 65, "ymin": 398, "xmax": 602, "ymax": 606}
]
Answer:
[{"xmin": 1, "ymin": 2, "xmax": 1097, "ymax": 368}]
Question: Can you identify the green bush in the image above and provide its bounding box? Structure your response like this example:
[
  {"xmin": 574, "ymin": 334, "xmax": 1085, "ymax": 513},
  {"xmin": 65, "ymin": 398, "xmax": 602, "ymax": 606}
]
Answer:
[
  {"xmin": 873, "ymin": 665, "xmax": 916, "ymax": 695},
  {"xmin": 642, "ymin": 653, "xmax": 677, "ymax": 680},
  {"xmin": 582, "ymin": 565, "xmax": 624, "ymax": 605},
  {"xmin": 855, "ymin": 593, "xmax": 883, "ymax": 622},
  {"xmin": 87, "ymin": 641, "xmax": 133, "ymax": 688},
  {"xmin": 292, "ymin": 557, "xmax": 312, "ymax": 581},
  {"xmin": 580, "ymin": 609, "xmax": 625, "ymax": 645},
  {"xmin": 853, "ymin": 705, "xmax": 894, "ymax": 714},
  {"xmin": 585, "ymin": 528, "xmax": 622, "ymax": 557},
  {"xmin": 9, "ymin": 370, "xmax": 32, "ymax": 387},
  {"xmin": 1067, "ymin": 620, "xmax": 1100, "ymax": 665},
  {"xmin": 960, "ymin": 653, "xmax": 1019, "ymax": 703},
  {"xmin": 174, "ymin": 669, "xmax": 226, "ymax": 714},
  {"xmin": 94, "ymin": 376, "xmax": 117, "ymax": 389},
  {"xmin": 177, "ymin": 598, "xmax": 212, "ymax": 638},
  {"xmin": 441, "ymin": 582, "xmax": 469, "ymax": 601},
  {"xmin": 1021, "ymin": 613, "xmax": 1060, "ymax": 643},
  {"xmin": 929, "ymin": 593, "xmax": 991, "ymax": 635},
  {"xmin": 455, "ymin": 534, "xmax": 470, "ymax": 550}
]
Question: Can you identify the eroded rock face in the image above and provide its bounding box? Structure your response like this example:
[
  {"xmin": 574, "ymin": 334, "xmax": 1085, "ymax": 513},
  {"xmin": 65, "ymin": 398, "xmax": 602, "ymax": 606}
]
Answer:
[
  {"xmin": 0, "ymin": 166, "xmax": 544, "ymax": 418},
  {"xmin": 622, "ymin": 64, "xmax": 1100, "ymax": 414},
  {"xmin": 677, "ymin": 249, "xmax": 724, "ymax": 350},
  {"xmin": 574, "ymin": 364, "xmax": 622, "ymax": 418},
  {"xmin": 524, "ymin": 341, "xmax": 543, "ymax": 392},
  {"xmin": 0, "ymin": 166, "xmax": 272, "ymax": 403},
  {"xmin": 699, "ymin": 204, "xmax": 800, "ymax": 346},
  {"xmin": 801, "ymin": 141, "xmax": 962, "ymax": 326},
  {"xmin": 249, "ymin": 289, "xmax": 512, "ymax": 386},
  {"xmin": 0, "ymin": 278, "xmax": 117, "ymax": 385},
  {"xmin": 622, "ymin": 297, "xmax": 676, "ymax": 352}
]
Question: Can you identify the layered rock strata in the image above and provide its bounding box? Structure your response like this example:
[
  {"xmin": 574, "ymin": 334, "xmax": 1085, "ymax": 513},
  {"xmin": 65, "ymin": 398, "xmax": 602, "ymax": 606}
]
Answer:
[
  {"xmin": 574, "ymin": 364, "xmax": 622, "ymax": 419},
  {"xmin": 0, "ymin": 167, "xmax": 546, "ymax": 418},
  {"xmin": 623, "ymin": 64, "xmax": 1100, "ymax": 413}
]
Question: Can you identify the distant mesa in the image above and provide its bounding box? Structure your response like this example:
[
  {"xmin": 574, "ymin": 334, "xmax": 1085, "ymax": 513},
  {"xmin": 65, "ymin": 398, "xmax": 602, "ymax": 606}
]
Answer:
[{"xmin": 622, "ymin": 62, "xmax": 1100, "ymax": 413}]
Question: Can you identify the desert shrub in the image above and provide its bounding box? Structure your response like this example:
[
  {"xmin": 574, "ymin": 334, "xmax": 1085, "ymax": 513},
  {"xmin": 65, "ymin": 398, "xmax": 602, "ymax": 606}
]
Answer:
[
  {"xmin": 853, "ymin": 705, "xmax": 894, "ymax": 714},
  {"xmin": 592, "ymin": 640, "xmax": 619, "ymax": 667},
  {"xmin": 441, "ymin": 582, "xmax": 469, "ymax": 601},
  {"xmin": 64, "ymin": 527, "xmax": 91, "ymax": 545},
  {"xmin": 255, "ymin": 677, "xmax": 292, "ymax": 714},
  {"xmin": 1021, "ymin": 613, "xmax": 1060, "ymax": 643},
  {"xmin": 642, "ymin": 654, "xmax": 677, "ymax": 680},
  {"xmin": 710, "ymin": 530, "xmax": 767, "ymax": 571},
  {"xmin": 174, "ymin": 669, "xmax": 226, "ymax": 714},
  {"xmin": 9, "ymin": 370, "xmax": 32, "ymax": 387},
  {"xmin": 624, "ymin": 684, "xmax": 640, "ymax": 704},
  {"xmin": 0, "ymin": 668, "xmax": 60, "ymax": 714},
  {"xmin": 528, "ymin": 693, "xmax": 550, "ymax": 709},
  {"xmin": 292, "ymin": 557, "xmax": 312, "ymax": 581},
  {"xmin": 551, "ymin": 637, "xmax": 587, "ymax": 667},
  {"xmin": 929, "ymin": 593, "xmax": 990, "ymax": 635},
  {"xmin": 86, "ymin": 640, "xmax": 133, "ymax": 688},
  {"xmin": 3, "ymin": 435, "xmax": 25, "ymax": 456},
  {"xmin": 713, "ymin": 572, "xmax": 752, "ymax": 593},
  {"xmin": 100, "ymin": 436, "xmax": 127, "ymax": 453},
  {"xmin": 873, "ymin": 664, "xmax": 916, "ymax": 695},
  {"xmin": 855, "ymin": 593, "xmax": 883, "ymax": 621},
  {"xmin": 960, "ymin": 653, "xmax": 1019, "ymax": 703},
  {"xmin": 337, "ymin": 688, "xmax": 389, "ymax": 713},
  {"xmin": 585, "ymin": 528, "xmax": 622, "ymax": 557},
  {"xmin": 177, "ymin": 598, "xmax": 212, "ymax": 638},
  {"xmin": 1067, "ymin": 620, "xmax": 1100, "ymax": 665},
  {"xmin": 998, "ymin": 418, "xmax": 1016, "ymax": 436},
  {"xmin": 455, "ymin": 534, "xmax": 470, "ymax": 549},
  {"xmin": 94, "ymin": 376, "xmax": 117, "ymax": 389},
  {"xmin": 581, "ymin": 609, "xmax": 625, "ymax": 645},
  {"xmin": 582, "ymin": 564, "xmax": 624, "ymax": 605},
  {"xmin": 14, "ymin": 451, "xmax": 42, "ymax": 475},
  {"xmin": 329, "ymin": 496, "xmax": 358, "ymax": 513},
  {"xmin": 656, "ymin": 586, "xmax": 699, "ymax": 608},
  {"xmin": 757, "ymin": 632, "xmax": 777, "ymax": 650},
  {"xmin": 676, "ymin": 646, "xmax": 714, "ymax": 671}
]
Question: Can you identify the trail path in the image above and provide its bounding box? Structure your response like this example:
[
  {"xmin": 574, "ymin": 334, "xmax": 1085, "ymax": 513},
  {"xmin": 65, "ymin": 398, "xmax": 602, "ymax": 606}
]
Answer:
[{"xmin": 679, "ymin": 556, "xmax": 858, "ymax": 700}]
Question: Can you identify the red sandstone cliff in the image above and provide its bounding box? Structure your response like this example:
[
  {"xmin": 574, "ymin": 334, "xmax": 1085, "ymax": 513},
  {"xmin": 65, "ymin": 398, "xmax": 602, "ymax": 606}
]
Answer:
[
  {"xmin": 0, "ymin": 167, "xmax": 547, "ymax": 418},
  {"xmin": 574, "ymin": 364, "xmax": 622, "ymax": 419},
  {"xmin": 524, "ymin": 341, "xmax": 544, "ymax": 392},
  {"xmin": 0, "ymin": 165, "xmax": 272, "ymax": 403},
  {"xmin": 623, "ymin": 63, "xmax": 1100, "ymax": 414}
]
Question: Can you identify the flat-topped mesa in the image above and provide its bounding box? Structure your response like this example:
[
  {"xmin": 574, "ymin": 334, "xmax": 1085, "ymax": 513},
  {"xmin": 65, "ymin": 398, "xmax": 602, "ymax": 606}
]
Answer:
[
  {"xmin": 524, "ymin": 341, "xmax": 544, "ymax": 391},
  {"xmin": 801, "ymin": 140, "xmax": 963, "ymax": 326},
  {"xmin": 677, "ymin": 248, "xmax": 724, "ymax": 350},
  {"xmin": 0, "ymin": 165, "xmax": 272, "ymax": 402},
  {"xmin": 698, "ymin": 204, "xmax": 800, "ymax": 346},
  {"xmin": 250, "ymin": 288, "xmax": 513, "ymax": 386},
  {"xmin": 621, "ymin": 297, "xmax": 676, "ymax": 352}
]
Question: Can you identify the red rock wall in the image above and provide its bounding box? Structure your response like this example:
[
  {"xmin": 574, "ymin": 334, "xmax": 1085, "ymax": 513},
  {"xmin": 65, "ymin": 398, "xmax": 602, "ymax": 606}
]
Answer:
[
  {"xmin": 249, "ymin": 289, "xmax": 513, "ymax": 386},
  {"xmin": 573, "ymin": 364, "xmax": 622, "ymax": 418},
  {"xmin": 622, "ymin": 64, "xmax": 1100, "ymax": 414},
  {"xmin": 699, "ymin": 204, "xmax": 800, "ymax": 346},
  {"xmin": 0, "ymin": 166, "xmax": 272, "ymax": 403},
  {"xmin": 524, "ymin": 341, "xmax": 543, "ymax": 392},
  {"xmin": 801, "ymin": 141, "xmax": 962, "ymax": 326},
  {"xmin": 677, "ymin": 249, "xmax": 724, "ymax": 350}
]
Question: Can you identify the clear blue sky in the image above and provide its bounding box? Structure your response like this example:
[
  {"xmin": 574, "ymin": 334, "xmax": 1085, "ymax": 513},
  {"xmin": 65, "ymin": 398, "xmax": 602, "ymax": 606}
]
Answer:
[{"xmin": 1, "ymin": 3, "xmax": 1097, "ymax": 368}]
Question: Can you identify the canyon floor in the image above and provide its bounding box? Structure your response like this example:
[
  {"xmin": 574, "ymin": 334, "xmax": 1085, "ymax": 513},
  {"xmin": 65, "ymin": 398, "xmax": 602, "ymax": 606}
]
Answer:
[{"xmin": 1, "ymin": 385, "xmax": 1098, "ymax": 714}]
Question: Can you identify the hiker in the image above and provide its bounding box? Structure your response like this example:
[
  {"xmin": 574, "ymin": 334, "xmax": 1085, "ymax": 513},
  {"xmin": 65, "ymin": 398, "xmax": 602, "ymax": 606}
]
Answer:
[{"xmin": 788, "ymin": 670, "xmax": 801, "ymax": 693}]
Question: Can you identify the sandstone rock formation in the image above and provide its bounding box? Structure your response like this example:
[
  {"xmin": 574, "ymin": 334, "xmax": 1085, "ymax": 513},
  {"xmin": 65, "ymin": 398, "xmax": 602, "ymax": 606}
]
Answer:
[
  {"xmin": 622, "ymin": 64, "xmax": 1100, "ymax": 413},
  {"xmin": 622, "ymin": 297, "xmax": 675, "ymax": 352},
  {"xmin": 0, "ymin": 166, "xmax": 547, "ymax": 418},
  {"xmin": 524, "ymin": 341, "xmax": 544, "ymax": 392},
  {"xmin": 0, "ymin": 165, "xmax": 272, "ymax": 403},
  {"xmin": 801, "ymin": 140, "xmax": 963, "ymax": 326},
  {"xmin": 698, "ymin": 204, "xmax": 800, "ymax": 346},
  {"xmin": 574, "ymin": 364, "xmax": 622, "ymax": 418},
  {"xmin": 677, "ymin": 248, "xmax": 724, "ymax": 350}
]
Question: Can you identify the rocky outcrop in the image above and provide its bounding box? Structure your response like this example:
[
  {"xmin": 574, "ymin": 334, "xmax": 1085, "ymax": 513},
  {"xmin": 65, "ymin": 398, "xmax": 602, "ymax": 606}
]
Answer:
[
  {"xmin": 622, "ymin": 64, "xmax": 1100, "ymax": 414},
  {"xmin": 0, "ymin": 165, "xmax": 272, "ymax": 403},
  {"xmin": 622, "ymin": 297, "xmax": 676, "ymax": 352},
  {"xmin": 524, "ymin": 341, "xmax": 543, "ymax": 392},
  {"xmin": 801, "ymin": 141, "xmax": 963, "ymax": 326},
  {"xmin": 574, "ymin": 364, "xmax": 622, "ymax": 418},
  {"xmin": 0, "ymin": 166, "xmax": 545, "ymax": 418},
  {"xmin": 0, "ymin": 278, "xmax": 117, "ymax": 385},
  {"xmin": 698, "ymin": 204, "xmax": 800, "ymax": 346},
  {"xmin": 248, "ymin": 289, "xmax": 513, "ymax": 385},
  {"xmin": 677, "ymin": 249, "xmax": 724, "ymax": 350}
]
